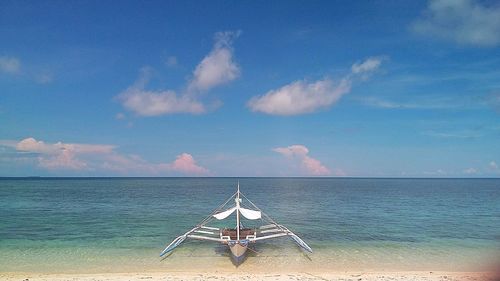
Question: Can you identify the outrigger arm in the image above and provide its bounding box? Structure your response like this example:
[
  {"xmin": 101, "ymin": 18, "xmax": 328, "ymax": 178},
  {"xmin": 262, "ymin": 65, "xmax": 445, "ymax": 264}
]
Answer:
[
  {"xmin": 251, "ymin": 223, "xmax": 313, "ymax": 253},
  {"xmin": 160, "ymin": 225, "xmax": 226, "ymax": 257}
]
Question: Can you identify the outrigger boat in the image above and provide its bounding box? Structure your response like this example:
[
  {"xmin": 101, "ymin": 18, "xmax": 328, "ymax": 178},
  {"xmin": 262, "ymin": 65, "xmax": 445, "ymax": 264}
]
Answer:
[{"xmin": 160, "ymin": 183, "xmax": 312, "ymax": 263}]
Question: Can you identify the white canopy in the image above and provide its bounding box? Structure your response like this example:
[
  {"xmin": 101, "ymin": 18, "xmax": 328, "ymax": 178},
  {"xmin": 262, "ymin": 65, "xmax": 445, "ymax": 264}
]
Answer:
[
  {"xmin": 213, "ymin": 206, "xmax": 261, "ymax": 220},
  {"xmin": 213, "ymin": 207, "xmax": 236, "ymax": 220},
  {"xmin": 239, "ymin": 207, "xmax": 261, "ymax": 220}
]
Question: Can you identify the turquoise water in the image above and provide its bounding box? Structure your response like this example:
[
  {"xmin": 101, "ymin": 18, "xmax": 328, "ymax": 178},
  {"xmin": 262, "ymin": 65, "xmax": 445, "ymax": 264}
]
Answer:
[{"xmin": 0, "ymin": 178, "xmax": 499, "ymax": 273}]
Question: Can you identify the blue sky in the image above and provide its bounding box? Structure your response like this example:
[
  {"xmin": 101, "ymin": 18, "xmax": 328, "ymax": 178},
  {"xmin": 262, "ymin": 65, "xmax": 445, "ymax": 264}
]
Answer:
[{"xmin": 1, "ymin": 0, "xmax": 499, "ymax": 177}]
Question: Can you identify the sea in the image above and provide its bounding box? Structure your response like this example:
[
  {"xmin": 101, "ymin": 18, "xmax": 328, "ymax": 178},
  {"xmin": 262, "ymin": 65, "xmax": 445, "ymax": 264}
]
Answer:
[{"xmin": 0, "ymin": 177, "xmax": 499, "ymax": 273}]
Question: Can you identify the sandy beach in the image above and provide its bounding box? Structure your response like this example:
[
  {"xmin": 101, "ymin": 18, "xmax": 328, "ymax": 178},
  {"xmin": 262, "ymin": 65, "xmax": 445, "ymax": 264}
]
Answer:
[{"xmin": 1, "ymin": 271, "xmax": 498, "ymax": 281}]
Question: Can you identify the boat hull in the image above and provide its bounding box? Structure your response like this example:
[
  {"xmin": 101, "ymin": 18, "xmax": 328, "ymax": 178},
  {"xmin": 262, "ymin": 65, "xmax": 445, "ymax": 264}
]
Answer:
[{"xmin": 229, "ymin": 242, "xmax": 248, "ymax": 264}]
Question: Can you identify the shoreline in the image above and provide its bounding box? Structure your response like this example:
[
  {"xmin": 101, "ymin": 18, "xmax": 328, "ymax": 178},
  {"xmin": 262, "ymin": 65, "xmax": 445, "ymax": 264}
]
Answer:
[{"xmin": 1, "ymin": 271, "xmax": 498, "ymax": 281}]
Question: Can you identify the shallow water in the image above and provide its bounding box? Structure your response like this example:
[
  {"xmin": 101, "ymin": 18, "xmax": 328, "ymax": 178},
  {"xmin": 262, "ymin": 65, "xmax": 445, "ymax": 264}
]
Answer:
[{"xmin": 0, "ymin": 178, "xmax": 499, "ymax": 272}]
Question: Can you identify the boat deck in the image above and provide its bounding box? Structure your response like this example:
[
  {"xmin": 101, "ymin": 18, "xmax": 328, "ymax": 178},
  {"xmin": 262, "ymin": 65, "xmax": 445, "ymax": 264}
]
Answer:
[{"xmin": 221, "ymin": 228, "xmax": 255, "ymax": 240}]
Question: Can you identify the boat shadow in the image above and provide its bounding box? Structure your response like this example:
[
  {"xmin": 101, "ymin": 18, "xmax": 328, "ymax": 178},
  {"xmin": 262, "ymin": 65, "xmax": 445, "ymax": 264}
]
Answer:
[
  {"xmin": 214, "ymin": 244, "xmax": 266, "ymax": 266},
  {"xmin": 160, "ymin": 251, "xmax": 174, "ymax": 261},
  {"xmin": 160, "ymin": 241, "xmax": 312, "ymax": 265}
]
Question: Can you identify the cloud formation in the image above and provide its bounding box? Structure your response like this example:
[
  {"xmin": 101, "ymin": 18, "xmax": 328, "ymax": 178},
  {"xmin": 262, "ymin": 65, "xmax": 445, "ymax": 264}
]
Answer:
[
  {"xmin": 490, "ymin": 161, "xmax": 498, "ymax": 170},
  {"xmin": 15, "ymin": 137, "xmax": 115, "ymax": 170},
  {"xmin": 188, "ymin": 31, "xmax": 241, "ymax": 92},
  {"xmin": 412, "ymin": 0, "xmax": 500, "ymax": 47},
  {"xmin": 170, "ymin": 153, "xmax": 209, "ymax": 174},
  {"xmin": 351, "ymin": 57, "xmax": 383, "ymax": 74},
  {"xmin": 422, "ymin": 130, "xmax": 482, "ymax": 139},
  {"xmin": 0, "ymin": 56, "xmax": 21, "ymax": 74},
  {"xmin": 463, "ymin": 167, "xmax": 478, "ymax": 175},
  {"xmin": 16, "ymin": 137, "xmax": 114, "ymax": 155},
  {"xmin": 0, "ymin": 56, "xmax": 54, "ymax": 84},
  {"xmin": 248, "ymin": 56, "xmax": 384, "ymax": 115},
  {"xmin": 273, "ymin": 144, "xmax": 331, "ymax": 176},
  {"xmin": 8, "ymin": 137, "xmax": 209, "ymax": 175},
  {"xmin": 118, "ymin": 31, "xmax": 240, "ymax": 116},
  {"xmin": 248, "ymin": 78, "xmax": 351, "ymax": 116},
  {"xmin": 358, "ymin": 95, "xmax": 479, "ymax": 110},
  {"xmin": 118, "ymin": 68, "xmax": 205, "ymax": 116}
]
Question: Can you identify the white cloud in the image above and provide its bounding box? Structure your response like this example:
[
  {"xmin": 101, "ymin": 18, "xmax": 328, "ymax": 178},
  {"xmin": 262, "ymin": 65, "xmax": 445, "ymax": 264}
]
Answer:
[
  {"xmin": 0, "ymin": 56, "xmax": 21, "ymax": 74},
  {"xmin": 169, "ymin": 153, "xmax": 209, "ymax": 175},
  {"xmin": 120, "ymin": 88, "xmax": 205, "ymax": 116},
  {"xmin": 100, "ymin": 152, "xmax": 209, "ymax": 175},
  {"xmin": 360, "ymin": 97, "xmax": 415, "ymax": 109},
  {"xmin": 423, "ymin": 169, "xmax": 447, "ymax": 176},
  {"xmin": 39, "ymin": 149, "xmax": 88, "ymax": 170},
  {"xmin": 118, "ymin": 31, "xmax": 240, "ymax": 116},
  {"xmin": 490, "ymin": 161, "xmax": 498, "ymax": 170},
  {"xmin": 117, "ymin": 68, "xmax": 205, "ymax": 116},
  {"xmin": 422, "ymin": 130, "xmax": 482, "ymax": 139},
  {"xmin": 0, "ymin": 56, "xmax": 55, "ymax": 84},
  {"xmin": 301, "ymin": 155, "xmax": 332, "ymax": 176},
  {"xmin": 412, "ymin": 0, "xmax": 500, "ymax": 47},
  {"xmin": 463, "ymin": 167, "xmax": 478, "ymax": 175},
  {"xmin": 273, "ymin": 144, "xmax": 331, "ymax": 176},
  {"xmin": 273, "ymin": 144, "xmax": 310, "ymax": 158},
  {"xmin": 15, "ymin": 137, "xmax": 114, "ymax": 171},
  {"xmin": 16, "ymin": 137, "xmax": 55, "ymax": 154},
  {"xmin": 16, "ymin": 137, "xmax": 115, "ymax": 155},
  {"xmin": 247, "ymin": 56, "xmax": 383, "ymax": 115},
  {"xmin": 351, "ymin": 57, "xmax": 383, "ymax": 74},
  {"xmin": 248, "ymin": 78, "xmax": 351, "ymax": 115},
  {"xmin": 6, "ymin": 137, "xmax": 209, "ymax": 175},
  {"xmin": 358, "ymin": 95, "xmax": 480, "ymax": 110},
  {"xmin": 188, "ymin": 31, "xmax": 241, "ymax": 93}
]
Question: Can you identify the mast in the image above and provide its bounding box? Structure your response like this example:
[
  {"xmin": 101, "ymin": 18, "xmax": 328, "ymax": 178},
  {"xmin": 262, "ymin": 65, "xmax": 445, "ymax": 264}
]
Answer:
[{"xmin": 236, "ymin": 181, "xmax": 240, "ymax": 240}]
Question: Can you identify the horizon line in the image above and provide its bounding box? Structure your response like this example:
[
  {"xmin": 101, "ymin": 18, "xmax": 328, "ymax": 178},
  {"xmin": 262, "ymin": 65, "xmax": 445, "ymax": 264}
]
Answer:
[{"xmin": 1, "ymin": 176, "xmax": 499, "ymax": 180}]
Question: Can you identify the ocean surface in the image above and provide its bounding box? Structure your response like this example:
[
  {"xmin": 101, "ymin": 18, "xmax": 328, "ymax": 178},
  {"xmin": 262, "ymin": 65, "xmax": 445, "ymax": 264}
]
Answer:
[{"xmin": 0, "ymin": 177, "xmax": 499, "ymax": 273}]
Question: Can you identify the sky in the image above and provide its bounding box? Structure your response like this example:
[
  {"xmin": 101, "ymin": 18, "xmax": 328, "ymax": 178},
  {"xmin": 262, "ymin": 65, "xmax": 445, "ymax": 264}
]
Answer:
[{"xmin": 1, "ymin": 0, "xmax": 500, "ymax": 177}]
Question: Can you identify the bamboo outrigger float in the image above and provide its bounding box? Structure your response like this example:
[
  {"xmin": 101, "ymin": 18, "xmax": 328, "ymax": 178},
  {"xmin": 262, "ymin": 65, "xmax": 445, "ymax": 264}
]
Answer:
[{"xmin": 160, "ymin": 182, "xmax": 312, "ymax": 264}]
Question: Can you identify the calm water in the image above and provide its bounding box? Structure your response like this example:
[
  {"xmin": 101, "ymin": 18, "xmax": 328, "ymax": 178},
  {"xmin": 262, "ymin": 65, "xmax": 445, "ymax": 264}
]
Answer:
[{"xmin": 0, "ymin": 178, "xmax": 499, "ymax": 272}]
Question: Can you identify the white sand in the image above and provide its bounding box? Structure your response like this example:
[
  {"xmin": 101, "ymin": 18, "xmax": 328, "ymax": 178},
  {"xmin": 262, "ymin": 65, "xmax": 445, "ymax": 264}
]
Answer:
[{"xmin": 1, "ymin": 271, "xmax": 498, "ymax": 281}]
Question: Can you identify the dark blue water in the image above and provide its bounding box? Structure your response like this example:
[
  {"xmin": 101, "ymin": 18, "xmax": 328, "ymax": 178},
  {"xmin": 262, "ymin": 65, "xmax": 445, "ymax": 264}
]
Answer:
[{"xmin": 0, "ymin": 178, "xmax": 499, "ymax": 272}]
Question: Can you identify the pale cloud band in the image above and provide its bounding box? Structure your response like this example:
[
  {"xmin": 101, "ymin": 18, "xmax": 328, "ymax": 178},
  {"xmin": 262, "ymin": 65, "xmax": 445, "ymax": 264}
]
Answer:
[
  {"xmin": 449, "ymin": 160, "xmax": 500, "ymax": 176},
  {"xmin": 0, "ymin": 55, "xmax": 54, "ymax": 84},
  {"xmin": 351, "ymin": 57, "xmax": 383, "ymax": 74},
  {"xmin": 412, "ymin": 0, "xmax": 500, "ymax": 47},
  {"xmin": 0, "ymin": 56, "xmax": 21, "ymax": 74},
  {"xmin": 117, "ymin": 31, "xmax": 240, "ymax": 116},
  {"xmin": 247, "ymin": 56, "xmax": 385, "ymax": 116},
  {"xmin": 273, "ymin": 144, "xmax": 332, "ymax": 176},
  {"xmin": 6, "ymin": 137, "xmax": 209, "ymax": 176},
  {"xmin": 490, "ymin": 161, "xmax": 498, "ymax": 170}
]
